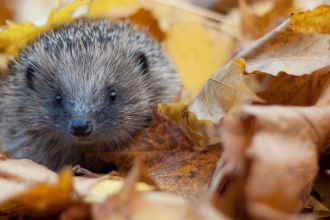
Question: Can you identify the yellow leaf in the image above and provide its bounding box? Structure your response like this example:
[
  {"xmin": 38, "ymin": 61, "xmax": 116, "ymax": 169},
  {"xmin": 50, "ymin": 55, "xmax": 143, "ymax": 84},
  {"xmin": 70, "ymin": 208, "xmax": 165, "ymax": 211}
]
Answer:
[
  {"xmin": 0, "ymin": 0, "xmax": 141, "ymax": 57},
  {"xmin": 290, "ymin": 5, "xmax": 330, "ymax": 34},
  {"xmin": 165, "ymin": 23, "xmax": 234, "ymax": 98},
  {"xmin": 47, "ymin": 0, "xmax": 91, "ymax": 26},
  {"xmin": 158, "ymin": 99, "xmax": 189, "ymax": 125},
  {"xmin": 88, "ymin": 0, "xmax": 138, "ymax": 17}
]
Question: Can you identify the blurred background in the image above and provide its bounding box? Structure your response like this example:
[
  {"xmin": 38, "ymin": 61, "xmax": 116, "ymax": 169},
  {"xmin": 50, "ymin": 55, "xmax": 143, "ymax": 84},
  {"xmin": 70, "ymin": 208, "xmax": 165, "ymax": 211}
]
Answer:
[{"xmin": 1, "ymin": 0, "xmax": 330, "ymax": 27}]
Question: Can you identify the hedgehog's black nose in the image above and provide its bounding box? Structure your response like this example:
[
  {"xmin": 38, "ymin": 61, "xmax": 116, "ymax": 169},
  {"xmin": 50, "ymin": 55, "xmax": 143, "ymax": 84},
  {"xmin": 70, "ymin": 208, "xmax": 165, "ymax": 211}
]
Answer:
[{"xmin": 70, "ymin": 118, "xmax": 92, "ymax": 137}]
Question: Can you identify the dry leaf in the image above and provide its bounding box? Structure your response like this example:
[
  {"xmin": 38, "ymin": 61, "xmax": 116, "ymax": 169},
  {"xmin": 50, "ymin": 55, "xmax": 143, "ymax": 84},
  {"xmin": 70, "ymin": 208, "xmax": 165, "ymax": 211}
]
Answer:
[
  {"xmin": 96, "ymin": 108, "xmax": 222, "ymax": 200},
  {"xmin": 158, "ymin": 101, "xmax": 214, "ymax": 147},
  {"xmin": 0, "ymin": 0, "xmax": 91, "ymax": 56},
  {"xmin": 0, "ymin": 158, "xmax": 114, "ymax": 216},
  {"xmin": 164, "ymin": 22, "xmax": 235, "ymax": 97},
  {"xmin": 0, "ymin": 158, "xmax": 58, "ymax": 186},
  {"xmin": 0, "ymin": 167, "xmax": 75, "ymax": 216},
  {"xmin": 158, "ymin": 99, "xmax": 189, "ymax": 126},
  {"xmin": 182, "ymin": 111, "xmax": 209, "ymax": 147},
  {"xmin": 255, "ymin": 66, "xmax": 330, "ymax": 106},
  {"xmin": 188, "ymin": 59, "xmax": 262, "ymax": 124},
  {"xmin": 189, "ymin": 5, "xmax": 330, "ymax": 123},
  {"xmin": 129, "ymin": 8, "xmax": 165, "ymax": 42},
  {"xmin": 218, "ymin": 105, "xmax": 330, "ymax": 213},
  {"xmin": 290, "ymin": 4, "xmax": 330, "ymax": 35},
  {"xmin": 238, "ymin": 18, "xmax": 330, "ymax": 76}
]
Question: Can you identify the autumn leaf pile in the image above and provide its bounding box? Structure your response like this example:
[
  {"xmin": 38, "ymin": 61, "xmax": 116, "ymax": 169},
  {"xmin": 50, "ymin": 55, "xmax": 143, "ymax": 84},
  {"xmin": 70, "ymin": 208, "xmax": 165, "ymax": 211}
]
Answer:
[{"xmin": 1, "ymin": 0, "xmax": 330, "ymax": 219}]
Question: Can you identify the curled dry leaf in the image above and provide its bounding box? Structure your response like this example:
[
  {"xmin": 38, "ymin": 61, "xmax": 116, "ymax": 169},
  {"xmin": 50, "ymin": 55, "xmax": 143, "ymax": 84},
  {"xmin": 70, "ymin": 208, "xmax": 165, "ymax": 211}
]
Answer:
[
  {"xmin": 0, "ymin": 157, "xmax": 116, "ymax": 217},
  {"xmin": 182, "ymin": 110, "xmax": 209, "ymax": 147},
  {"xmin": 158, "ymin": 99, "xmax": 189, "ymax": 127},
  {"xmin": 96, "ymin": 108, "xmax": 222, "ymax": 200},
  {"xmin": 0, "ymin": 158, "xmax": 58, "ymax": 186},
  {"xmin": 218, "ymin": 105, "xmax": 330, "ymax": 213},
  {"xmin": 189, "ymin": 5, "xmax": 330, "ymax": 123},
  {"xmin": 0, "ymin": 167, "xmax": 75, "ymax": 217},
  {"xmin": 158, "ymin": 100, "xmax": 214, "ymax": 148},
  {"xmin": 238, "ymin": 17, "xmax": 330, "ymax": 76},
  {"xmin": 189, "ymin": 59, "xmax": 262, "ymax": 124}
]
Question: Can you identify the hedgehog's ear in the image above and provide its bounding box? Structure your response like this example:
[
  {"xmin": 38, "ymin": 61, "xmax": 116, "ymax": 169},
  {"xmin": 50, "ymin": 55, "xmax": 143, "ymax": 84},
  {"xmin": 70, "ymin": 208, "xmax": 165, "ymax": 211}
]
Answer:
[
  {"xmin": 135, "ymin": 51, "xmax": 148, "ymax": 75},
  {"xmin": 26, "ymin": 64, "xmax": 36, "ymax": 90}
]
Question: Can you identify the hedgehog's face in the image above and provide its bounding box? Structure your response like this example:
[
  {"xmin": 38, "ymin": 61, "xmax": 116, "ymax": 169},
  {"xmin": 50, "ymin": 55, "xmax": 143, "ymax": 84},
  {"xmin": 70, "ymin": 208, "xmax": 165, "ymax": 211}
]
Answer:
[{"xmin": 18, "ymin": 47, "xmax": 154, "ymax": 151}]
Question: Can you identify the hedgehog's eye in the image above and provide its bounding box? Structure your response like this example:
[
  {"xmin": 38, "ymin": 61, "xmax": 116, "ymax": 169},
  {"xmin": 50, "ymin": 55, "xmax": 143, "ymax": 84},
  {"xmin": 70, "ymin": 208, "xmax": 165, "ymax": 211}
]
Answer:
[
  {"xmin": 56, "ymin": 94, "xmax": 62, "ymax": 105},
  {"xmin": 109, "ymin": 91, "xmax": 116, "ymax": 102},
  {"xmin": 135, "ymin": 52, "xmax": 148, "ymax": 75}
]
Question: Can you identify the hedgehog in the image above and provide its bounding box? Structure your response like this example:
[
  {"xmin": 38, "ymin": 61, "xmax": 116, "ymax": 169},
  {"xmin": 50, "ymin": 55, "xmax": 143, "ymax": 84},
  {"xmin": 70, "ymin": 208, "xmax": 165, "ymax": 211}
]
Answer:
[{"xmin": 0, "ymin": 19, "xmax": 181, "ymax": 172}]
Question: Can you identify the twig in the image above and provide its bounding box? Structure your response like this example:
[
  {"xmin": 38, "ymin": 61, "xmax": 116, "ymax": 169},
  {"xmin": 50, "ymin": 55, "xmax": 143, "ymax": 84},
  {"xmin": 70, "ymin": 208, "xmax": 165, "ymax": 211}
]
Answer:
[
  {"xmin": 72, "ymin": 165, "xmax": 100, "ymax": 178},
  {"xmin": 146, "ymin": 0, "xmax": 239, "ymax": 28}
]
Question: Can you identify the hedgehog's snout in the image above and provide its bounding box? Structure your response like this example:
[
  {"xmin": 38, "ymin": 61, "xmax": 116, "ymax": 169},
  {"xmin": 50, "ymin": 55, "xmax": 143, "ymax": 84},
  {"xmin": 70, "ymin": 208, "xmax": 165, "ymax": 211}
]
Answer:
[{"xmin": 70, "ymin": 117, "xmax": 92, "ymax": 137}]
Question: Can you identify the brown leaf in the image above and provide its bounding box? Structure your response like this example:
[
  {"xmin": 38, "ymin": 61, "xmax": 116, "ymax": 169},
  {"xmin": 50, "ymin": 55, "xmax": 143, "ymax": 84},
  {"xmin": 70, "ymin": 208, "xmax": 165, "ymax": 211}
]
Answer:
[
  {"xmin": 213, "ymin": 152, "xmax": 251, "ymax": 220},
  {"xmin": 96, "ymin": 108, "xmax": 222, "ymax": 200},
  {"xmin": 218, "ymin": 105, "xmax": 330, "ymax": 213},
  {"xmin": 255, "ymin": 66, "xmax": 330, "ymax": 106},
  {"xmin": 129, "ymin": 8, "xmax": 165, "ymax": 42},
  {"xmin": 189, "ymin": 6, "xmax": 330, "ymax": 123}
]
